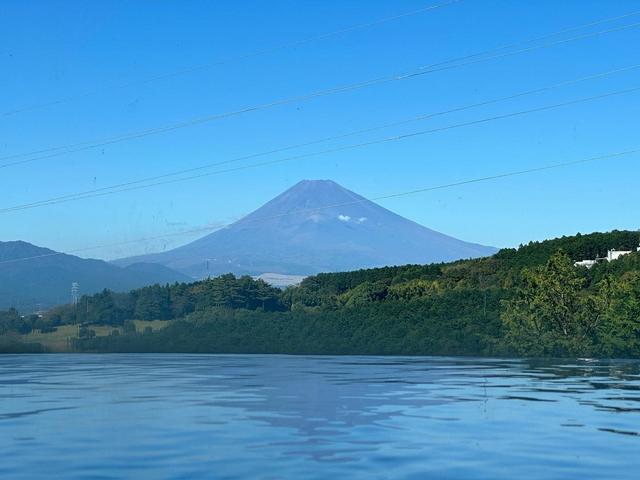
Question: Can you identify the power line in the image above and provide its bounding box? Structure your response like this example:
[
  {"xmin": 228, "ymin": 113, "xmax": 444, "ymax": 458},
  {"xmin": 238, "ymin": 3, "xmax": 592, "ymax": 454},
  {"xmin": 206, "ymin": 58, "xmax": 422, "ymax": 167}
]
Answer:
[
  {"xmin": 2, "ymin": 82, "xmax": 639, "ymax": 214},
  {"xmin": 3, "ymin": 63, "xmax": 638, "ymax": 212},
  {"xmin": 2, "ymin": 17, "xmax": 640, "ymax": 169},
  {"xmin": 1, "ymin": 0, "xmax": 464, "ymax": 117},
  {"xmin": 5, "ymin": 4, "xmax": 639, "ymax": 122},
  {"xmin": 1, "ymin": 147, "xmax": 638, "ymax": 266},
  {"xmin": 4, "ymin": 16, "xmax": 638, "ymax": 166}
]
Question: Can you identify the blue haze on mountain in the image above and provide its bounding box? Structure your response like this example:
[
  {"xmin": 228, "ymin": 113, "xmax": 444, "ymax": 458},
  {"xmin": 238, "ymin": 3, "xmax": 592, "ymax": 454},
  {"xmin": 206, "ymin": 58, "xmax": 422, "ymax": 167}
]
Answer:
[
  {"xmin": 115, "ymin": 180, "xmax": 496, "ymax": 278},
  {"xmin": 0, "ymin": 241, "xmax": 190, "ymax": 311}
]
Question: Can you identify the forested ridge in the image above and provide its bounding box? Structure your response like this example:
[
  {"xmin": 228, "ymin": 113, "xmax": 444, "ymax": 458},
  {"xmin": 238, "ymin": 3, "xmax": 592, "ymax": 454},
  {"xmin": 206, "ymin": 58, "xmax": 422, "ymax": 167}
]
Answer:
[{"xmin": 2, "ymin": 230, "xmax": 639, "ymax": 357}]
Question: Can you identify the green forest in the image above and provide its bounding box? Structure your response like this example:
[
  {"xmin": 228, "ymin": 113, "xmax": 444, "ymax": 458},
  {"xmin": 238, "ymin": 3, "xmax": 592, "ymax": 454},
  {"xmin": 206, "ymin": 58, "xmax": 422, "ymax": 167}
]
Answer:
[{"xmin": 2, "ymin": 230, "xmax": 639, "ymax": 357}]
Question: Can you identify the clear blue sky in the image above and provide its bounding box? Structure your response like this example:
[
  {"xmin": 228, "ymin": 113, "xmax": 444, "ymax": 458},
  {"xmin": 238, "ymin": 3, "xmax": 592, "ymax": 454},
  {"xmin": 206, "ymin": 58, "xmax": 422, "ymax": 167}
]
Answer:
[{"xmin": 1, "ymin": 0, "xmax": 639, "ymax": 259}]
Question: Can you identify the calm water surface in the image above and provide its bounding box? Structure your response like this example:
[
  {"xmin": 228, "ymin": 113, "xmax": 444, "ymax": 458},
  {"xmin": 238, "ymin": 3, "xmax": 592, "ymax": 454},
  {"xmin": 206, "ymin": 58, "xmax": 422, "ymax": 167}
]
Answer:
[{"xmin": 1, "ymin": 354, "xmax": 639, "ymax": 479}]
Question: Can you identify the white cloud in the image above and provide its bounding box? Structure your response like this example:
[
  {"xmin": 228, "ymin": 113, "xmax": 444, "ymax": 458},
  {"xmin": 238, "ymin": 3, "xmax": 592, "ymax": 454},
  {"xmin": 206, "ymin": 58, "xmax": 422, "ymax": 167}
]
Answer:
[
  {"xmin": 338, "ymin": 214, "xmax": 351, "ymax": 222},
  {"xmin": 356, "ymin": 217, "xmax": 367, "ymax": 224}
]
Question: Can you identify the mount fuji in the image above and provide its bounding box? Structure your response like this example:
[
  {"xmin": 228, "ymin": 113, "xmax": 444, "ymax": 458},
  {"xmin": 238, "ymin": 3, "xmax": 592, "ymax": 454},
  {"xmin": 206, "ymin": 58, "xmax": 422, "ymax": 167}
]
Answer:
[{"xmin": 114, "ymin": 180, "xmax": 496, "ymax": 279}]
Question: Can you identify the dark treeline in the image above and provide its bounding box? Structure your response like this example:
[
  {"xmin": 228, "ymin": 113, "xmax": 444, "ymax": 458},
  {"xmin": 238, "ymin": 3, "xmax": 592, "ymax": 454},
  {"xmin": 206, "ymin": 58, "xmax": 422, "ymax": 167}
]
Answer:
[
  {"xmin": 0, "ymin": 308, "xmax": 52, "ymax": 335},
  {"xmin": 45, "ymin": 273, "xmax": 285, "ymax": 327},
  {"xmin": 4, "ymin": 230, "xmax": 640, "ymax": 357},
  {"xmin": 0, "ymin": 308, "xmax": 47, "ymax": 352},
  {"xmin": 78, "ymin": 289, "xmax": 504, "ymax": 355}
]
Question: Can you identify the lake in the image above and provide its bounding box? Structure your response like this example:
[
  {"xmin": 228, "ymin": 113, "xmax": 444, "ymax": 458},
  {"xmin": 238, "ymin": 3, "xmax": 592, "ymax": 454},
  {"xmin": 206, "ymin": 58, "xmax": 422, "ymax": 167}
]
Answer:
[{"xmin": 1, "ymin": 355, "xmax": 639, "ymax": 479}]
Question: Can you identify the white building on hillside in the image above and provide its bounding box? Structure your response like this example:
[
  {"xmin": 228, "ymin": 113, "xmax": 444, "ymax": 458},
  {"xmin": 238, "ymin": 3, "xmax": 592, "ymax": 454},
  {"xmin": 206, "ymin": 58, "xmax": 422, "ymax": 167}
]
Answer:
[
  {"xmin": 574, "ymin": 243, "xmax": 640, "ymax": 269},
  {"xmin": 574, "ymin": 259, "xmax": 597, "ymax": 268},
  {"xmin": 607, "ymin": 249, "xmax": 634, "ymax": 262}
]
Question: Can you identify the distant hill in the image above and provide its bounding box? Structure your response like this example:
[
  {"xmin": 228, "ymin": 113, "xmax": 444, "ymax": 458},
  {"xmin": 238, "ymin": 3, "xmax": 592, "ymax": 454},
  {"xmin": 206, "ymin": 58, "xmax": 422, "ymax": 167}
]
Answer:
[
  {"xmin": 0, "ymin": 241, "xmax": 190, "ymax": 311},
  {"xmin": 114, "ymin": 179, "xmax": 497, "ymax": 278}
]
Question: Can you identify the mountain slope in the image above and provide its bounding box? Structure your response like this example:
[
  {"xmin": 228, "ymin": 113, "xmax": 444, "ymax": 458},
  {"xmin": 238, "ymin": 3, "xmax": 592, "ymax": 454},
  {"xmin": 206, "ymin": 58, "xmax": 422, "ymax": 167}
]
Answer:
[
  {"xmin": 0, "ymin": 241, "xmax": 190, "ymax": 311},
  {"xmin": 114, "ymin": 180, "xmax": 496, "ymax": 278}
]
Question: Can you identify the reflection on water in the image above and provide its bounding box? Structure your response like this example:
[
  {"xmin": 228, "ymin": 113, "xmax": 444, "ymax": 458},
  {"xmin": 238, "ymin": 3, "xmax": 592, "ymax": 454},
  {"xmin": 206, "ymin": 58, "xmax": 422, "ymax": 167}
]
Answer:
[{"xmin": 1, "ymin": 355, "xmax": 639, "ymax": 479}]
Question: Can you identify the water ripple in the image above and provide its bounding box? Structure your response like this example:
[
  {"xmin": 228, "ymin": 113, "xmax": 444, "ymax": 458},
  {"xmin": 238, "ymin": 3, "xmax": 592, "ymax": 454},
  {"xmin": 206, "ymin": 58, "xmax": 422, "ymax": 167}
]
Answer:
[{"xmin": 1, "ymin": 354, "xmax": 639, "ymax": 479}]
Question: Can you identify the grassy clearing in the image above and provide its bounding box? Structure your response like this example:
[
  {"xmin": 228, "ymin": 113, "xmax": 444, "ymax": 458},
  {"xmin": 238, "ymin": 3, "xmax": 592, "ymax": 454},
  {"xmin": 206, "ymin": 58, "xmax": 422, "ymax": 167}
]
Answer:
[
  {"xmin": 16, "ymin": 320, "xmax": 170, "ymax": 352},
  {"xmin": 22, "ymin": 324, "xmax": 78, "ymax": 352},
  {"xmin": 133, "ymin": 320, "xmax": 169, "ymax": 332}
]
